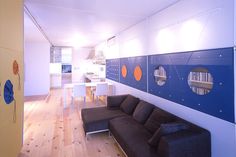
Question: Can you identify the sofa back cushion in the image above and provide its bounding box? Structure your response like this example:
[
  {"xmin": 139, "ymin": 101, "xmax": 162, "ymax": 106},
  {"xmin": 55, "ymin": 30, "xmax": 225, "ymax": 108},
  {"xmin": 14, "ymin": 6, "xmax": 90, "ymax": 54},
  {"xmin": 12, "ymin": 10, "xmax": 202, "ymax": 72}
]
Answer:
[
  {"xmin": 107, "ymin": 95, "xmax": 128, "ymax": 110},
  {"xmin": 144, "ymin": 108, "xmax": 175, "ymax": 133},
  {"xmin": 148, "ymin": 122, "xmax": 189, "ymax": 146},
  {"xmin": 132, "ymin": 100, "xmax": 154, "ymax": 124},
  {"xmin": 120, "ymin": 95, "xmax": 140, "ymax": 115}
]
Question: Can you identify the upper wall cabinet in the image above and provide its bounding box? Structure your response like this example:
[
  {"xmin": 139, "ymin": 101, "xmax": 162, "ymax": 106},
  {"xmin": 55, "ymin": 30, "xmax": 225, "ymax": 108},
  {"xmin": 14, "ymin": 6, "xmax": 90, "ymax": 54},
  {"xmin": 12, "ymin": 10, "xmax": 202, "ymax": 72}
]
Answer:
[
  {"xmin": 50, "ymin": 47, "xmax": 73, "ymax": 64},
  {"xmin": 50, "ymin": 46, "xmax": 61, "ymax": 63}
]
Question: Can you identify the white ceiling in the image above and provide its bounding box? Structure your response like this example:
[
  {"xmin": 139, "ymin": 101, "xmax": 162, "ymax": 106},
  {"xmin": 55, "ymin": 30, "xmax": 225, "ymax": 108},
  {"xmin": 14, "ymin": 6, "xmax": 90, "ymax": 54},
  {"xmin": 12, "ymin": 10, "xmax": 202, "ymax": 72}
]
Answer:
[{"xmin": 24, "ymin": 0, "xmax": 179, "ymax": 47}]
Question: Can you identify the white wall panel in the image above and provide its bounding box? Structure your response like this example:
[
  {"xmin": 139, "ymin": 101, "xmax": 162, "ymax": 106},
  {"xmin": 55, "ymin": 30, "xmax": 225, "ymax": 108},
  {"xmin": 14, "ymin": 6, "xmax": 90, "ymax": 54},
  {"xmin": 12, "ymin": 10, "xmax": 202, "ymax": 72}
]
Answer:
[
  {"xmin": 148, "ymin": 0, "xmax": 234, "ymax": 54},
  {"xmin": 119, "ymin": 21, "xmax": 148, "ymax": 57}
]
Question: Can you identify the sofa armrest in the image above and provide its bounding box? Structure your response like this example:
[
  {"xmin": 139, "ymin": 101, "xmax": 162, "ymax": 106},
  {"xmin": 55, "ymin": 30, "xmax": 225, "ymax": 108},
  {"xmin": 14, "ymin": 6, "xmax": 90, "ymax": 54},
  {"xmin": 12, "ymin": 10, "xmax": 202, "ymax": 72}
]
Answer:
[
  {"xmin": 157, "ymin": 130, "xmax": 211, "ymax": 157},
  {"xmin": 107, "ymin": 95, "xmax": 128, "ymax": 110}
]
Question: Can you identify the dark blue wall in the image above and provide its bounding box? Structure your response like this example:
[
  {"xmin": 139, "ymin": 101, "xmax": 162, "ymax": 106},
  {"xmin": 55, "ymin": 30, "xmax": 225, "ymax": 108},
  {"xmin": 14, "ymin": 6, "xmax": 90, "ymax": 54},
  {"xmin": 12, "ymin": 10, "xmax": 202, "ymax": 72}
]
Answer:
[
  {"xmin": 106, "ymin": 59, "xmax": 120, "ymax": 82},
  {"xmin": 148, "ymin": 47, "xmax": 234, "ymax": 123},
  {"xmin": 120, "ymin": 56, "xmax": 147, "ymax": 92},
  {"xmin": 106, "ymin": 47, "xmax": 234, "ymax": 123}
]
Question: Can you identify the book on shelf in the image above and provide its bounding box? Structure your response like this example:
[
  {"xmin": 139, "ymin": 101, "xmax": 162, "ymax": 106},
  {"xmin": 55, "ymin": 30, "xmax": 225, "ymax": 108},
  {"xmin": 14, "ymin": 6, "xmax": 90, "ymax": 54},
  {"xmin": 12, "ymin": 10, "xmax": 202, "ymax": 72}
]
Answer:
[{"xmin": 189, "ymin": 72, "xmax": 212, "ymax": 83}]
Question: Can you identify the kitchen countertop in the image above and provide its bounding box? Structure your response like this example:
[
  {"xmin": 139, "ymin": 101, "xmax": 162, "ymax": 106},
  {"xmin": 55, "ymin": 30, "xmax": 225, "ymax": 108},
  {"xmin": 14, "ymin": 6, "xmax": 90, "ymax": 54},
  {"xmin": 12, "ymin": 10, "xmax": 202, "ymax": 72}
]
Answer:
[{"xmin": 84, "ymin": 73, "xmax": 105, "ymax": 82}]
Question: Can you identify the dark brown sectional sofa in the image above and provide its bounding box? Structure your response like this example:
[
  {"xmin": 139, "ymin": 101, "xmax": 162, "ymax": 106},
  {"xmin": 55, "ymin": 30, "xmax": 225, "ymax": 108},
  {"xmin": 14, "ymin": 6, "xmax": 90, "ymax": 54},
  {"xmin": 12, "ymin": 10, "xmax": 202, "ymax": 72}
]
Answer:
[{"xmin": 81, "ymin": 94, "xmax": 211, "ymax": 157}]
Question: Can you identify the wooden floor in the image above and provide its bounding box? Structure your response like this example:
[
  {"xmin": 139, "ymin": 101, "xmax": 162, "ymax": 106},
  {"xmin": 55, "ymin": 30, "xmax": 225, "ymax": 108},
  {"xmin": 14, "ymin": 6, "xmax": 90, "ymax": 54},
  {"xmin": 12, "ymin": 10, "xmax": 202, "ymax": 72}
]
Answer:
[{"xmin": 19, "ymin": 89, "xmax": 124, "ymax": 157}]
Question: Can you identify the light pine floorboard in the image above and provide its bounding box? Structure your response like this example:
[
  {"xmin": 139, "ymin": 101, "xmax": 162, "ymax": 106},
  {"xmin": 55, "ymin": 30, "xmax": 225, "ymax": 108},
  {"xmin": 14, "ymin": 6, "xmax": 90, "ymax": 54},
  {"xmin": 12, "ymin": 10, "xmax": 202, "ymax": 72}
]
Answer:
[{"xmin": 19, "ymin": 89, "xmax": 124, "ymax": 157}]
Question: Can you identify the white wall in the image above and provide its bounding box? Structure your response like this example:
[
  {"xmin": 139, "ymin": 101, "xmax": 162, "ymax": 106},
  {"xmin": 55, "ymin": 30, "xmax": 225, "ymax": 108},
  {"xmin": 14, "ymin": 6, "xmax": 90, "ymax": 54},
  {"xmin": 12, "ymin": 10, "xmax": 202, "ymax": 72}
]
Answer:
[
  {"xmin": 234, "ymin": 0, "xmax": 236, "ymax": 47},
  {"xmin": 97, "ymin": 0, "xmax": 236, "ymax": 157},
  {"xmin": 24, "ymin": 42, "xmax": 50, "ymax": 96},
  {"xmin": 234, "ymin": 0, "xmax": 236, "ymax": 152},
  {"xmin": 150, "ymin": 0, "xmax": 233, "ymax": 53},
  {"xmin": 96, "ymin": 38, "xmax": 120, "ymax": 59},
  {"xmin": 119, "ymin": 20, "xmax": 149, "ymax": 57},
  {"xmin": 72, "ymin": 47, "xmax": 93, "ymax": 82},
  {"xmin": 24, "ymin": 11, "xmax": 51, "ymax": 96},
  {"xmin": 117, "ymin": 0, "xmax": 234, "ymax": 56}
]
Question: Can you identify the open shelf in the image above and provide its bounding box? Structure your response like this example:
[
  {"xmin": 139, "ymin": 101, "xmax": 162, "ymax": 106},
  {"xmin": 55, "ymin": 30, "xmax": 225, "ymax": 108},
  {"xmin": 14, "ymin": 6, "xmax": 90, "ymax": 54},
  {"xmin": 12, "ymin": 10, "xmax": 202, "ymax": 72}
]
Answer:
[
  {"xmin": 188, "ymin": 68, "xmax": 213, "ymax": 95},
  {"xmin": 188, "ymin": 79, "xmax": 213, "ymax": 90}
]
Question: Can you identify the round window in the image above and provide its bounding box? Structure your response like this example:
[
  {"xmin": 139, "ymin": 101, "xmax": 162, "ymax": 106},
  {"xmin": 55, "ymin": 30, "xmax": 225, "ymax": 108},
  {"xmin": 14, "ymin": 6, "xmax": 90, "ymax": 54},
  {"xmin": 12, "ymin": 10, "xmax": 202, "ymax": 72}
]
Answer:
[
  {"xmin": 187, "ymin": 67, "xmax": 213, "ymax": 95},
  {"xmin": 154, "ymin": 66, "xmax": 167, "ymax": 86}
]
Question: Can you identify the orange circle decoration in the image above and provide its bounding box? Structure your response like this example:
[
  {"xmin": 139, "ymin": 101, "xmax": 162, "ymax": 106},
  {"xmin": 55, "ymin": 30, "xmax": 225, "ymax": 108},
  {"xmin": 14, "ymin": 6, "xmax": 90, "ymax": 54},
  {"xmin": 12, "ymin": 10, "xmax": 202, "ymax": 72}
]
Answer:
[
  {"xmin": 13, "ymin": 60, "xmax": 19, "ymax": 75},
  {"xmin": 121, "ymin": 65, "xmax": 127, "ymax": 78},
  {"xmin": 13, "ymin": 60, "xmax": 21, "ymax": 90},
  {"xmin": 133, "ymin": 65, "xmax": 142, "ymax": 81}
]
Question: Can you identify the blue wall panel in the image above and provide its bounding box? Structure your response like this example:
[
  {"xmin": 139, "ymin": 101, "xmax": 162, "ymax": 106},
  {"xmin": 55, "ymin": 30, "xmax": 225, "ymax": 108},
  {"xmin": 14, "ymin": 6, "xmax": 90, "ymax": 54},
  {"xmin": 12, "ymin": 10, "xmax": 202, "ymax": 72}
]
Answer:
[
  {"xmin": 148, "ymin": 47, "xmax": 234, "ymax": 123},
  {"xmin": 105, "ymin": 47, "xmax": 234, "ymax": 123},
  {"xmin": 106, "ymin": 59, "xmax": 120, "ymax": 82},
  {"xmin": 120, "ymin": 56, "xmax": 147, "ymax": 92}
]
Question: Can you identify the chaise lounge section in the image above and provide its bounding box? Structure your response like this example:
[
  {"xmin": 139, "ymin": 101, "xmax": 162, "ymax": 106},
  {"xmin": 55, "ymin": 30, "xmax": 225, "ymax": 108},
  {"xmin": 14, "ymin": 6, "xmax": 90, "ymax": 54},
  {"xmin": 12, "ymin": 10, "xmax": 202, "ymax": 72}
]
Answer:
[
  {"xmin": 81, "ymin": 95, "xmax": 128, "ymax": 135},
  {"xmin": 81, "ymin": 94, "xmax": 211, "ymax": 157}
]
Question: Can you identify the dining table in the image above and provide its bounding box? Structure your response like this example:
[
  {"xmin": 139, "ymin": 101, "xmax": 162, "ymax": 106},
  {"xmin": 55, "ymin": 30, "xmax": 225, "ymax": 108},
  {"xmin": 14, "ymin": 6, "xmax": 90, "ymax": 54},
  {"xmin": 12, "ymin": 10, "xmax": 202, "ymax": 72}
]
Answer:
[{"xmin": 63, "ymin": 82, "xmax": 113, "ymax": 108}]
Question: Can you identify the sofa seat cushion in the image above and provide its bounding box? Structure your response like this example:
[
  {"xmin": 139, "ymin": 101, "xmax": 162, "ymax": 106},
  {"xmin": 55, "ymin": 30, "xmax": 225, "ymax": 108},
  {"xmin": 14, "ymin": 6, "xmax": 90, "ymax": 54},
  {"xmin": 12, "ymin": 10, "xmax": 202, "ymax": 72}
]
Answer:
[
  {"xmin": 132, "ymin": 100, "xmax": 154, "ymax": 124},
  {"xmin": 120, "ymin": 95, "xmax": 140, "ymax": 115},
  {"xmin": 81, "ymin": 107, "xmax": 127, "ymax": 134},
  {"xmin": 109, "ymin": 116, "xmax": 158, "ymax": 157}
]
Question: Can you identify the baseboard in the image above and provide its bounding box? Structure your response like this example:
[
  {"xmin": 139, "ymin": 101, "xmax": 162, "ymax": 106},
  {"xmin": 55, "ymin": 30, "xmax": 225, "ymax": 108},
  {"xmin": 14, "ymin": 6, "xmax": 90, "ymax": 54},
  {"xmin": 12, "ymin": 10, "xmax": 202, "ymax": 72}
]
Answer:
[{"xmin": 24, "ymin": 93, "xmax": 49, "ymax": 102}]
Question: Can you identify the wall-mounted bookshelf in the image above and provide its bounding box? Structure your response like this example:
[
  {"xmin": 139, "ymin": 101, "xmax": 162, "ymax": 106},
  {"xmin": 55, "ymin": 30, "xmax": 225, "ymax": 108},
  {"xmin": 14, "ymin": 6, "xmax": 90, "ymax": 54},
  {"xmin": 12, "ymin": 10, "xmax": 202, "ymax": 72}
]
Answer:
[
  {"xmin": 188, "ymin": 70, "xmax": 213, "ymax": 95},
  {"xmin": 154, "ymin": 66, "xmax": 167, "ymax": 86}
]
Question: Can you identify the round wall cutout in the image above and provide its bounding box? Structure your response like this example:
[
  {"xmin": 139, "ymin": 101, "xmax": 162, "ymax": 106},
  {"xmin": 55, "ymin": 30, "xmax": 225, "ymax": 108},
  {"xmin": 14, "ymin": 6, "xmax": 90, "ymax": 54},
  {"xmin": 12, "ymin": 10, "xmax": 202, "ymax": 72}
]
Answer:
[
  {"xmin": 134, "ymin": 65, "xmax": 142, "ymax": 81},
  {"xmin": 188, "ymin": 67, "xmax": 213, "ymax": 95},
  {"xmin": 154, "ymin": 66, "xmax": 167, "ymax": 86},
  {"xmin": 121, "ymin": 65, "xmax": 127, "ymax": 78}
]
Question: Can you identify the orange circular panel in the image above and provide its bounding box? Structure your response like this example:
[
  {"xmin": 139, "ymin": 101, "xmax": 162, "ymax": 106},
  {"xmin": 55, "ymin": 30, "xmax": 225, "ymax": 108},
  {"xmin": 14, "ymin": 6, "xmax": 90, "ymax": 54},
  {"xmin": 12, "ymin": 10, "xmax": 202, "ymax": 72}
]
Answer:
[
  {"xmin": 121, "ymin": 65, "xmax": 127, "ymax": 78},
  {"xmin": 134, "ymin": 65, "xmax": 142, "ymax": 81},
  {"xmin": 13, "ymin": 60, "xmax": 19, "ymax": 75}
]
